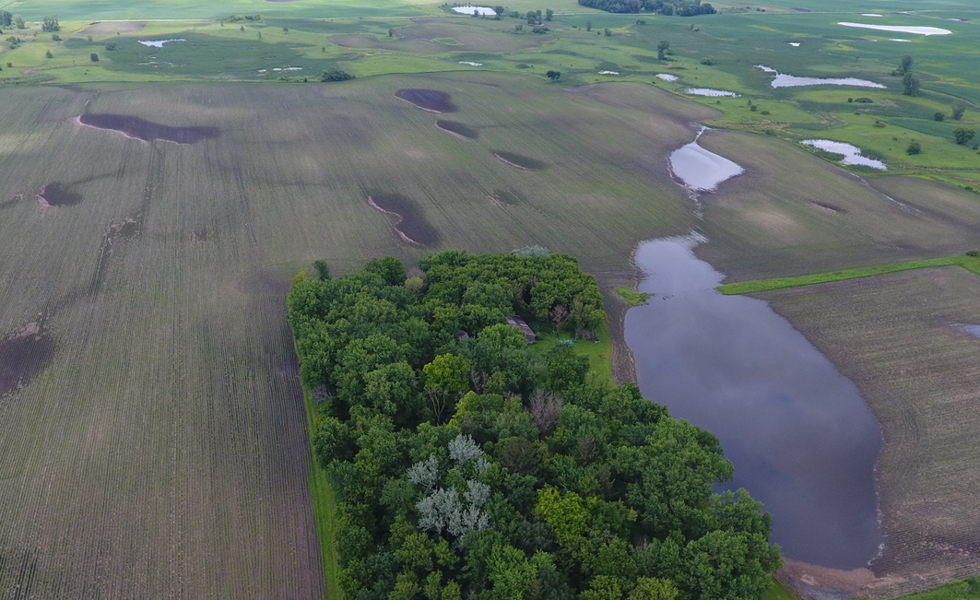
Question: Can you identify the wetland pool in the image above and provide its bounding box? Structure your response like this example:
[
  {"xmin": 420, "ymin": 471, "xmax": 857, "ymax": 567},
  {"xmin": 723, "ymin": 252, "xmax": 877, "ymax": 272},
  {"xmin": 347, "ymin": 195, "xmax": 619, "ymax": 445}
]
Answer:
[
  {"xmin": 668, "ymin": 131, "xmax": 744, "ymax": 192},
  {"xmin": 625, "ymin": 236, "xmax": 883, "ymax": 568}
]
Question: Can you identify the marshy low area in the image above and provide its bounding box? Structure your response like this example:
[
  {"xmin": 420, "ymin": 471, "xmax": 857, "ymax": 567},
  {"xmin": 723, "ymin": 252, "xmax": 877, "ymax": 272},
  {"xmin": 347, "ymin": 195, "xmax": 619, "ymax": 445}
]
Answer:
[
  {"xmin": 435, "ymin": 120, "xmax": 478, "ymax": 139},
  {"xmin": 0, "ymin": 323, "xmax": 55, "ymax": 397},
  {"xmin": 367, "ymin": 193, "xmax": 440, "ymax": 246},
  {"xmin": 492, "ymin": 150, "xmax": 546, "ymax": 170},
  {"xmin": 78, "ymin": 113, "xmax": 219, "ymax": 144},
  {"xmin": 37, "ymin": 183, "xmax": 82, "ymax": 207},
  {"xmin": 395, "ymin": 89, "xmax": 457, "ymax": 112}
]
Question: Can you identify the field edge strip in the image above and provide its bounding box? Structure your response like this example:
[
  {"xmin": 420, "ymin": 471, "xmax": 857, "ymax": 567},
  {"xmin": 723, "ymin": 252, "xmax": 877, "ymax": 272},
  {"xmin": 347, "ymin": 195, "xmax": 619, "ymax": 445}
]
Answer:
[{"xmin": 718, "ymin": 254, "xmax": 980, "ymax": 295}]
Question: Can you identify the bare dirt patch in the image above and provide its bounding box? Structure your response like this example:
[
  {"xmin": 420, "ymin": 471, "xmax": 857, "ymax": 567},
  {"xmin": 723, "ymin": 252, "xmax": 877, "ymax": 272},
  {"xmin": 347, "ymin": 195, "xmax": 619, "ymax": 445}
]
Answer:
[
  {"xmin": 492, "ymin": 150, "xmax": 546, "ymax": 170},
  {"xmin": 436, "ymin": 120, "xmax": 478, "ymax": 139},
  {"xmin": 395, "ymin": 89, "xmax": 457, "ymax": 113},
  {"xmin": 37, "ymin": 183, "xmax": 82, "ymax": 207},
  {"xmin": 367, "ymin": 193, "xmax": 440, "ymax": 246},
  {"xmin": 79, "ymin": 21, "xmax": 147, "ymax": 35},
  {"xmin": 0, "ymin": 322, "xmax": 55, "ymax": 397},
  {"xmin": 78, "ymin": 113, "xmax": 219, "ymax": 144}
]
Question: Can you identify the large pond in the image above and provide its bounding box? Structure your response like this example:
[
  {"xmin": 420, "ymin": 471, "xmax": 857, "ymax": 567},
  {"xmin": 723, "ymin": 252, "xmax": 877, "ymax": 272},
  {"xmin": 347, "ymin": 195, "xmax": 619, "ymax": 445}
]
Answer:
[
  {"xmin": 838, "ymin": 22, "xmax": 952, "ymax": 36},
  {"xmin": 625, "ymin": 236, "xmax": 883, "ymax": 568},
  {"xmin": 451, "ymin": 5, "xmax": 496, "ymax": 15},
  {"xmin": 758, "ymin": 65, "xmax": 884, "ymax": 89}
]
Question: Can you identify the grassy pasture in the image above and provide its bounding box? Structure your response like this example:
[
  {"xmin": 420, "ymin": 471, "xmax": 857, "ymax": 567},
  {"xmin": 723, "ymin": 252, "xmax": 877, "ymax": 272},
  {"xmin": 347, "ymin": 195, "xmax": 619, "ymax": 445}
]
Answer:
[
  {"xmin": 718, "ymin": 253, "xmax": 980, "ymax": 295},
  {"xmin": 691, "ymin": 131, "xmax": 980, "ymax": 281},
  {"xmin": 0, "ymin": 74, "xmax": 716, "ymax": 597},
  {"xmin": 761, "ymin": 268, "xmax": 980, "ymax": 598}
]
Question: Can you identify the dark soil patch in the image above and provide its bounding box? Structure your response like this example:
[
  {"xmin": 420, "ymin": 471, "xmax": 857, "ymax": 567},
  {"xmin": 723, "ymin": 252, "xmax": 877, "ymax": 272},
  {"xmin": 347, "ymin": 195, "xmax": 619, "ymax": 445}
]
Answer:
[
  {"xmin": 79, "ymin": 113, "xmax": 219, "ymax": 144},
  {"xmin": 492, "ymin": 189, "xmax": 524, "ymax": 205},
  {"xmin": 90, "ymin": 216, "xmax": 142, "ymax": 294},
  {"xmin": 0, "ymin": 323, "xmax": 55, "ymax": 397},
  {"xmin": 367, "ymin": 193, "xmax": 440, "ymax": 246},
  {"xmin": 395, "ymin": 89, "xmax": 457, "ymax": 113},
  {"xmin": 492, "ymin": 150, "xmax": 546, "ymax": 170},
  {"xmin": 809, "ymin": 200, "xmax": 846, "ymax": 214},
  {"xmin": 37, "ymin": 183, "xmax": 82, "ymax": 207},
  {"xmin": 436, "ymin": 120, "xmax": 478, "ymax": 139}
]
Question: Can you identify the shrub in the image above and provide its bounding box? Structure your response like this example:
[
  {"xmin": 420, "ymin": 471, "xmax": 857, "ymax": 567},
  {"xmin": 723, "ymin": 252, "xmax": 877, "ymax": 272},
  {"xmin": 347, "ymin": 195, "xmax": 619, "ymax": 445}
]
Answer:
[
  {"xmin": 854, "ymin": 97, "xmax": 873, "ymax": 103},
  {"xmin": 90, "ymin": 53, "xmax": 99, "ymax": 62},
  {"xmin": 966, "ymin": 250, "xmax": 980, "ymax": 257},
  {"xmin": 934, "ymin": 112, "xmax": 945, "ymax": 122},
  {"xmin": 700, "ymin": 57, "xmax": 714, "ymax": 65},
  {"xmin": 45, "ymin": 49, "xmax": 53, "ymax": 58},
  {"xmin": 321, "ymin": 67, "xmax": 354, "ymax": 82},
  {"xmin": 906, "ymin": 141, "xmax": 921, "ymax": 155}
]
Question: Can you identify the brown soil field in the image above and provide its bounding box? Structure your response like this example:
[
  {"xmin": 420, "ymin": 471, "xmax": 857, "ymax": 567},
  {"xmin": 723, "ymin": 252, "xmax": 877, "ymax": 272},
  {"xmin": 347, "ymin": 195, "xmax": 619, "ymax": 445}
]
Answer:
[
  {"xmin": 692, "ymin": 131, "xmax": 980, "ymax": 282},
  {"xmin": 78, "ymin": 113, "xmax": 220, "ymax": 144},
  {"xmin": 395, "ymin": 88, "xmax": 457, "ymax": 112},
  {"xmin": 79, "ymin": 21, "xmax": 147, "ymax": 35},
  {"xmin": 368, "ymin": 193, "xmax": 440, "ymax": 246},
  {"xmin": 493, "ymin": 150, "xmax": 546, "ymax": 170},
  {"xmin": 760, "ymin": 267, "xmax": 980, "ymax": 598},
  {"xmin": 436, "ymin": 120, "xmax": 478, "ymax": 139}
]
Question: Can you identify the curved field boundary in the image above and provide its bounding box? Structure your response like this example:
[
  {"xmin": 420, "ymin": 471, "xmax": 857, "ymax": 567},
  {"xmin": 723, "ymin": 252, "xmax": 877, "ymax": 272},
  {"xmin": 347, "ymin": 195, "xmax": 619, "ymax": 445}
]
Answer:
[{"xmin": 718, "ymin": 254, "xmax": 980, "ymax": 295}]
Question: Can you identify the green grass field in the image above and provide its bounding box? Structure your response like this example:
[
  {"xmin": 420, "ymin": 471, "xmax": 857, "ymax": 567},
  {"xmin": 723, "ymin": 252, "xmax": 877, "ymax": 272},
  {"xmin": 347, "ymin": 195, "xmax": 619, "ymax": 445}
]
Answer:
[{"xmin": 718, "ymin": 253, "xmax": 980, "ymax": 295}]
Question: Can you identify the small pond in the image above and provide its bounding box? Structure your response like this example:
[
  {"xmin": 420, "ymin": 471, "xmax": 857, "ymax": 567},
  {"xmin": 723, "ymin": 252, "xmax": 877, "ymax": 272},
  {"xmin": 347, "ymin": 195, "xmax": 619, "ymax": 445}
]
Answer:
[
  {"xmin": 686, "ymin": 88, "xmax": 739, "ymax": 97},
  {"xmin": 656, "ymin": 73, "xmax": 678, "ymax": 82},
  {"xmin": 138, "ymin": 39, "xmax": 186, "ymax": 47},
  {"xmin": 838, "ymin": 22, "xmax": 952, "ymax": 36},
  {"xmin": 758, "ymin": 65, "xmax": 884, "ymax": 89},
  {"xmin": 451, "ymin": 5, "xmax": 496, "ymax": 15},
  {"xmin": 801, "ymin": 139, "xmax": 887, "ymax": 170},
  {"xmin": 952, "ymin": 323, "xmax": 980, "ymax": 339},
  {"xmin": 669, "ymin": 130, "xmax": 744, "ymax": 192},
  {"xmin": 625, "ymin": 236, "xmax": 883, "ymax": 568}
]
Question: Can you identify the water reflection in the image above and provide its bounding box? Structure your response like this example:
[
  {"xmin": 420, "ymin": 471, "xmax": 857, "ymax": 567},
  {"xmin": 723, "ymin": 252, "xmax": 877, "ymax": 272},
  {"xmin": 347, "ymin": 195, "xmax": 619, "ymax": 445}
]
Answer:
[{"xmin": 625, "ymin": 236, "xmax": 882, "ymax": 568}]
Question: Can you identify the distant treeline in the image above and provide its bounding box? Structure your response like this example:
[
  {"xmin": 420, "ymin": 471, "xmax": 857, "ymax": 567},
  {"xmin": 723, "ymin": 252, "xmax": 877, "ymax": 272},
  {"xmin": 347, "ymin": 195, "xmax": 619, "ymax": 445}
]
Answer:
[
  {"xmin": 577, "ymin": 0, "xmax": 716, "ymax": 15},
  {"xmin": 287, "ymin": 250, "xmax": 780, "ymax": 599}
]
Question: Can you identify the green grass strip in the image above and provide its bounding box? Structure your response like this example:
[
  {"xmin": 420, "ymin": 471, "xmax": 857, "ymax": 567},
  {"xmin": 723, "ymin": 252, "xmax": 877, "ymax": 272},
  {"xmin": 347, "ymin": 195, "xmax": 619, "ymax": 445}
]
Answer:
[
  {"xmin": 718, "ymin": 254, "xmax": 980, "ymax": 295},
  {"xmin": 303, "ymin": 390, "xmax": 343, "ymax": 599},
  {"xmin": 615, "ymin": 287, "xmax": 652, "ymax": 306}
]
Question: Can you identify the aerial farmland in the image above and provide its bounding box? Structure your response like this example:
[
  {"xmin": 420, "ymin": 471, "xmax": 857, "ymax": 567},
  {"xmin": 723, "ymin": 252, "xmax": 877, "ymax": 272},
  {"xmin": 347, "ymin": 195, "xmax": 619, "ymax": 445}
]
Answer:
[{"xmin": 1, "ymin": 0, "xmax": 979, "ymax": 598}]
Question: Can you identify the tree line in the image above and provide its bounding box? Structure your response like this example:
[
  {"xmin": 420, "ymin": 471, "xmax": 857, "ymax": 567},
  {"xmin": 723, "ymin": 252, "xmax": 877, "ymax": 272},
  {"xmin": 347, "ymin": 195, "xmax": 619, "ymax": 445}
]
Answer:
[
  {"xmin": 576, "ymin": 0, "xmax": 715, "ymax": 16},
  {"xmin": 287, "ymin": 250, "xmax": 781, "ymax": 599}
]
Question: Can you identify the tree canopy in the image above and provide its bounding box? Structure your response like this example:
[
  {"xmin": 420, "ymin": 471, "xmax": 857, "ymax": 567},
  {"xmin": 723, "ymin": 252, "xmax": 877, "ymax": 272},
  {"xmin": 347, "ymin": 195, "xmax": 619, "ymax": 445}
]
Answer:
[
  {"xmin": 577, "ymin": 0, "xmax": 715, "ymax": 16},
  {"xmin": 287, "ymin": 251, "xmax": 780, "ymax": 600}
]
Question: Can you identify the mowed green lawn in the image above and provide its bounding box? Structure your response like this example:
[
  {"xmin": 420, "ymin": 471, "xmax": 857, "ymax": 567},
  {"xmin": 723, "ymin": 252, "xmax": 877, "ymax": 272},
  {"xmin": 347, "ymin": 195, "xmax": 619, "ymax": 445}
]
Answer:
[{"xmin": 0, "ymin": 73, "xmax": 712, "ymax": 597}]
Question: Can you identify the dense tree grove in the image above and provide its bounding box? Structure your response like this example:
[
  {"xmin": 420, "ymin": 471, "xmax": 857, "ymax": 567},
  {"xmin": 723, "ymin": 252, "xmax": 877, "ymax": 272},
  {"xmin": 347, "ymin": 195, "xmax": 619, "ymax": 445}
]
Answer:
[
  {"xmin": 576, "ymin": 0, "xmax": 715, "ymax": 16},
  {"xmin": 288, "ymin": 251, "xmax": 780, "ymax": 600}
]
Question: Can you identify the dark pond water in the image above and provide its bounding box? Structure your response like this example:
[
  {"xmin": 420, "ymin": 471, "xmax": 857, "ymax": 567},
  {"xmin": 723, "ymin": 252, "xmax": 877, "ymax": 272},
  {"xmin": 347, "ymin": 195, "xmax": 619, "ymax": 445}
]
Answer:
[
  {"xmin": 436, "ymin": 120, "xmax": 479, "ymax": 139},
  {"xmin": 625, "ymin": 236, "xmax": 882, "ymax": 569}
]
